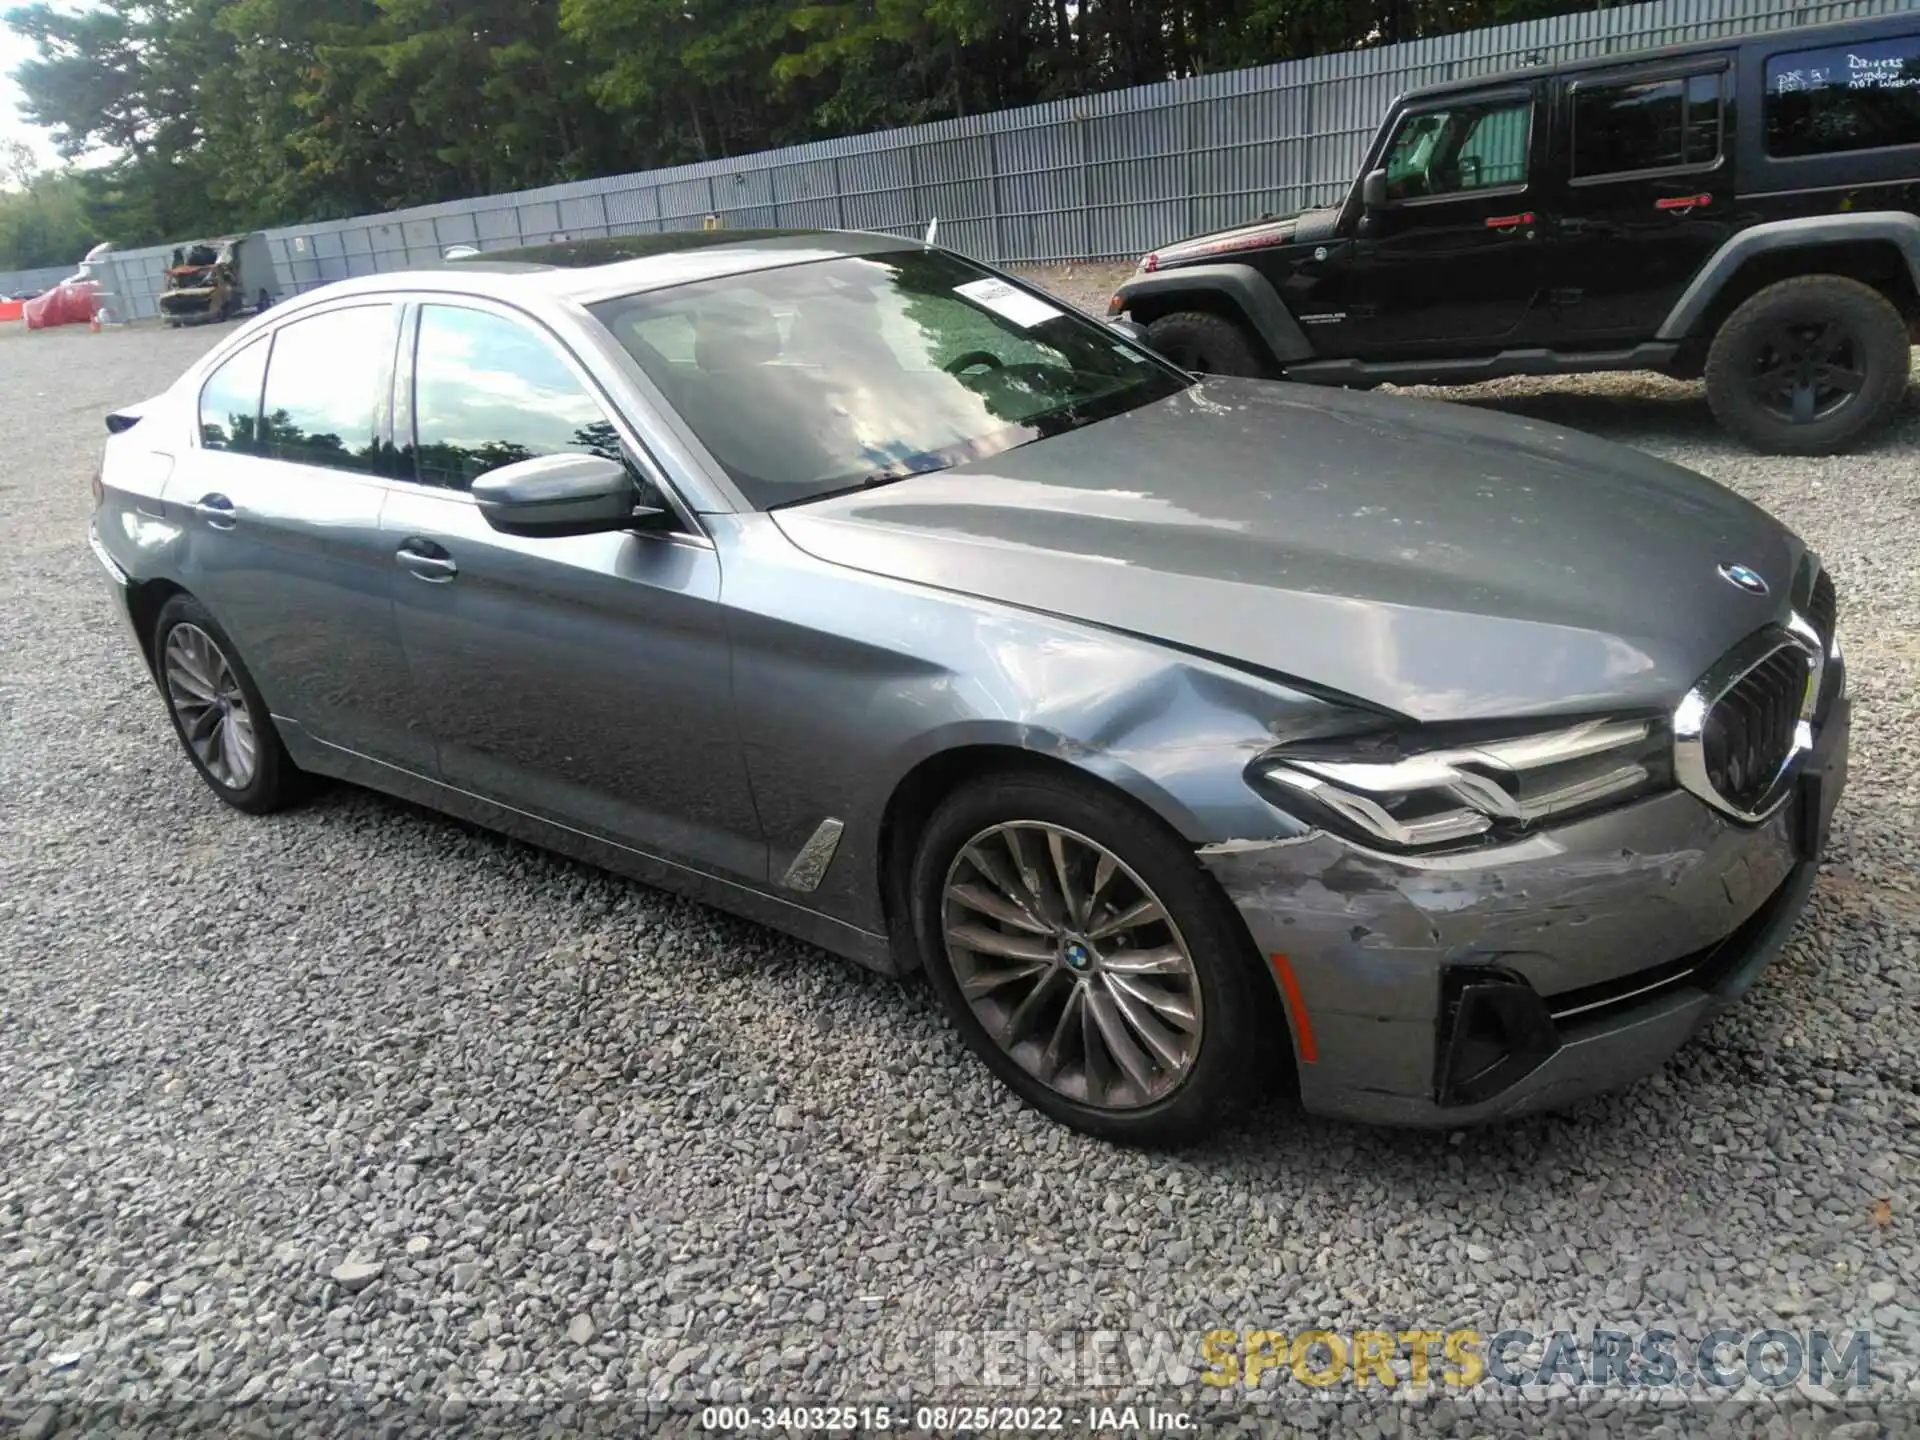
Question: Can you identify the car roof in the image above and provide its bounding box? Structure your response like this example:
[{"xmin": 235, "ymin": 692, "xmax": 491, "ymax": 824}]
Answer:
[
  {"xmin": 324, "ymin": 227, "xmax": 925, "ymax": 308},
  {"xmin": 1399, "ymin": 12, "xmax": 1899, "ymax": 103}
]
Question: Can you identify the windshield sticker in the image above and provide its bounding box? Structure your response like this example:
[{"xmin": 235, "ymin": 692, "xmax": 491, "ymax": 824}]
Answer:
[{"xmin": 954, "ymin": 277, "xmax": 1062, "ymax": 328}]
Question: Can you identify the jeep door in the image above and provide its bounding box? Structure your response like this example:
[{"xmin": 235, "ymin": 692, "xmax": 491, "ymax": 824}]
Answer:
[
  {"xmin": 1548, "ymin": 59, "xmax": 1736, "ymax": 341},
  {"xmin": 1316, "ymin": 86, "xmax": 1551, "ymax": 356}
]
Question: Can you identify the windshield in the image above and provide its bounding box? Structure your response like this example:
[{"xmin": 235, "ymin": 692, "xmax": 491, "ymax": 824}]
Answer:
[{"xmin": 589, "ymin": 248, "xmax": 1188, "ymax": 509}]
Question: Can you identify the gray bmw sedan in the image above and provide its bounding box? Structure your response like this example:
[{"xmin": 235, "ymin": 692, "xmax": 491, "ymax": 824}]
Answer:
[{"xmin": 90, "ymin": 230, "xmax": 1849, "ymax": 1144}]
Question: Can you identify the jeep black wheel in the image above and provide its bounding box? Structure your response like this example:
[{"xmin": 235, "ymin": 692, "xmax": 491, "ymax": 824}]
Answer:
[
  {"xmin": 1144, "ymin": 311, "xmax": 1271, "ymax": 378},
  {"xmin": 1705, "ymin": 276, "xmax": 1911, "ymax": 455}
]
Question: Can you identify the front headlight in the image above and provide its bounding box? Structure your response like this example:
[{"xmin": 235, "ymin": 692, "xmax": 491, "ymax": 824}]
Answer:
[{"xmin": 1250, "ymin": 716, "xmax": 1670, "ymax": 853}]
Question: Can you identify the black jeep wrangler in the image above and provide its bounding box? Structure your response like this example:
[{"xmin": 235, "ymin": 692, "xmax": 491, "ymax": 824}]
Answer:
[{"xmin": 1111, "ymin": 12, "xmax": 1920, "ymax": 454}]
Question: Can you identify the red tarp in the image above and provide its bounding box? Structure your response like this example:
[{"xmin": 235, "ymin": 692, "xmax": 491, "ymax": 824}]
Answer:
[{"xmin": 23, "ymin": 280, "xmax": 100, "ymax": 330}]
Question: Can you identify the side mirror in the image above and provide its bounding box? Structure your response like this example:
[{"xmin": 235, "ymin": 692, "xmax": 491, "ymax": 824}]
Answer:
[
  {"xmin": 1107, "ymin": 317, "xmax": 1150, "ymax": 346},
  {"xmin": 471, "ymin": 452, "xmax": 666, "ymax": 539},
  {"xmin": 1361, "ymin": 168, "xmax": 1388, "ymax": 211}
]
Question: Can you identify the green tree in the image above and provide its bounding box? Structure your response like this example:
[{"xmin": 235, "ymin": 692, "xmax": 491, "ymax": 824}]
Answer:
[
  {"xmin": 5, "ymin": 0, "xmax": 1603, "ymax": 246},
  {"xmin": 0, "ymin": 162, "xmax": 101, "ymax": 269}
]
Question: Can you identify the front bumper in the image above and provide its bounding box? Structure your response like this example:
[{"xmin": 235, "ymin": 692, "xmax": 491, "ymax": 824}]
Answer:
[
  {"xmin": 1203, "ymin": 691, "xmax": 1849, "ymax": 1126},
  {"xmin": 160, "ymin": 292, "xmax": 217, "ymax": 319}
]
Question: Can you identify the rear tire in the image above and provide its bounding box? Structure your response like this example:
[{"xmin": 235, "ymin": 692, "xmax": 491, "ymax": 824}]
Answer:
[
  {"xmin": 910, "ymin": 768, "xmax": 1276, "ymax": 1146},
  {"xmin": 1144, "ymin": 310, "xmax": 1271, "ymax": 378},
  {"xmin": 1704, "ymin": 275, "xmax": 1911, "ymax": 455},
  {"xmin": 151, "ymin": 594, "xmax": 305, "ymax": 814}
]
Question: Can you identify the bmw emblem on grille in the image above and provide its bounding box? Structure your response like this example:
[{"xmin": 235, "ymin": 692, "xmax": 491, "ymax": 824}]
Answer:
[{"xmin": 1718, "ymin": 563, "xmax": 1768, "ymax": 595}]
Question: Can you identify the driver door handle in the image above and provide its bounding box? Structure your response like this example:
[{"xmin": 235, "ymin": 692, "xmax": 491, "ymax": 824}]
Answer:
[
  {"xmin": 1485, "ymin": 211, "xmax": 1535, "ymax": 235},
  {"xmin": 395, "ymin": 538, "xmax": 458, "ymax": 582}
]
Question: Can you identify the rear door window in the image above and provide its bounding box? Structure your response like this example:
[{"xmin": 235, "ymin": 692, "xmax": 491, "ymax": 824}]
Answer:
[
  {"xmin": 259, "ymin": 305, "xmax": 396, "ymax": 474},
  {"xmin": 1571, "ymin": 72, "xmax": 1723, "ymax": 179},
  {"xmin": 1765, "ymin": 33, "xmax": 1920, "ymax": 157}
]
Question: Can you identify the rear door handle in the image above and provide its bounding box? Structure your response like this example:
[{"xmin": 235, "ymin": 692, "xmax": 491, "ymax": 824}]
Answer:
[
  {"xmin": 192, "ymin": 493, "xmax": 236, "ymax": 530},
  {"xmin": 395, "ymin": 538, "xmax": 457, "ymax": 582}
]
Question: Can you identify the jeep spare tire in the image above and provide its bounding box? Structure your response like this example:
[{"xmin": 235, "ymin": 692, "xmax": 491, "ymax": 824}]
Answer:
[
  {"xmin": 1705, "ymin": 275, "xmax": 1911, "ymax": 455},
  {"xmin": 1144, "ymin": 311, "xmax": 1269, "ymax": 378}
]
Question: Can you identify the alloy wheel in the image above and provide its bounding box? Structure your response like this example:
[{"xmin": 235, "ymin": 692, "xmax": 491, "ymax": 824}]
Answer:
[
  {"xmin": 162, "ymin": 623, "xmax": 258, "ymax": 790},
  {"xmin": 940, "ymin": 821, "xmax": 1203, "ymax": 1111},
  {"xmin": 1746, "ymin": 320, "xmax": 1865, "ymax": 426}
]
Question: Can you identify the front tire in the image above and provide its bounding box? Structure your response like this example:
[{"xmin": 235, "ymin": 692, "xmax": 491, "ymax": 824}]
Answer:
[
  {"xmin": 152, "ymin": 594, "xmax": 303, "ymax": 814},
  {"xmin": 1704, "ymin": 275, "xmax": 1911, "ymax": 454},
  {"xmin": 910, "ymin": 769, "xmax": 1275, "ymax": 1145},
  {"xmin": 1144, "ymin": 310, "xmax": 1271, "ymax": 378}
]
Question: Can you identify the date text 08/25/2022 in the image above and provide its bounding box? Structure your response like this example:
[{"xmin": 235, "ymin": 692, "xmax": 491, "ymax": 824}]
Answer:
[{"xmin": 699, "ymin": 1404, "xmax": 1193, "ymax": 1432}]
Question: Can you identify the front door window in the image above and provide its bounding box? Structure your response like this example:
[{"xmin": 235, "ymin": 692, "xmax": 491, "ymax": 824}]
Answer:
[{"xmin": 1382, "ymin": 98, "xmax": 1532, "ymax": 202}]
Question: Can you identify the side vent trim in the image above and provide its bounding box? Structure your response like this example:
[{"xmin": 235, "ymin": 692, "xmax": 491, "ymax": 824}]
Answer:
[{"xmin": 780, "ymin": 818, "xmax": 845, "ymax": 892}]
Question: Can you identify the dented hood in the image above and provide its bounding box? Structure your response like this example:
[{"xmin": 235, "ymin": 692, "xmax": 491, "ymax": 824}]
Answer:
[{"xmin": 769, "ymin": 380, "xmax": 1807, "ymax": 724}]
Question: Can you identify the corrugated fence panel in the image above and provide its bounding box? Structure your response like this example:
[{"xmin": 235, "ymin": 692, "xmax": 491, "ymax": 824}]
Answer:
[
  {"xmin": 476, "ymin": 206, "xmax": 522, "ymax": 244},
  {"xmin": 516, "ymin": 200, "xmax": 563, "ymax": 241},
  {"xmin": 656, "ymin": 177, "xmax": 717, "ymax": 226},
  {"xmin": 838, "ymin": 147, "xmax": 920, "ymax": 234},
  {"xmin": 605, "ymin": 185, "xmax": 662, "ymax": 231},
  {"xmin": 771, "ymin": 161, "xmax": 844, "ymax": 230},
  {"xmin": 558, "ymin": 194, "xmax": 608, "ymax": 236},
  {"xmin": 0, "ymin": 262, "xmax": 75, "ymax": 297},
  {"xmin": 38, "ymin": 0, "xmax": 1899, "ymax": 309}
]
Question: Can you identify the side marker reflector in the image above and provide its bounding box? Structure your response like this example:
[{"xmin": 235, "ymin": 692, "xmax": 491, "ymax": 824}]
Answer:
[{"xmin": 1268, "ymin": 953, "xmax": 1318, "ymax": 1064}]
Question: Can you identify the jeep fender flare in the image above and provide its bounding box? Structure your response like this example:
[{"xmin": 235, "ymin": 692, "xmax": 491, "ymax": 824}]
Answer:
[
  {"xmin": 1657, "ymin": 211, "xmax": 1920, "ymax": 341},
  {"xmin": 1113, "ymin": 263, "xmax": 1315, "ymax": 364}
]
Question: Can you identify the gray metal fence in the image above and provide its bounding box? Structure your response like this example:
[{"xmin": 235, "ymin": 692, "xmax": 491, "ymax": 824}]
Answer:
[
  {"xmin": 74, "ymin": 0, "xmax": 1917, "ymax": 321},
  {"xmin": 0, "ymin": 262, "xmax": 77, "ymax": 298}
]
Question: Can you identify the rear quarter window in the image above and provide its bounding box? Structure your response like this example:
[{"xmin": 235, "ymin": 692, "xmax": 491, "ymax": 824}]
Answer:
[
  {"xmin": 198, "ymin": 338, "xmax": 268, "ymax": 453},
  {"xmin": 1765, "ymin": 33, "xmax": 1920, "ymax": 157}
]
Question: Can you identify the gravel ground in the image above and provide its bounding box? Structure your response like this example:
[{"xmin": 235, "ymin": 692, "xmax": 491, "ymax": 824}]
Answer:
[{"xmin": 1, "ymin": 308, "xmax": 1917, "ymax": 1438}]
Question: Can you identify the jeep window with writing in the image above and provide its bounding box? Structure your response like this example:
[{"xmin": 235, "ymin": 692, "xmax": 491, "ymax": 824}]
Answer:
[
  {"xmin": 1383, "ymin": 98, "xmax": 1531, "ymax": 202},
  {"xmin": 1572, "ymin": 73, "xmax": 1722, "ymax": 179},
  {"xmin": 1765, "ymin": 35, "xmax": 1920, "ymax": 157}
]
